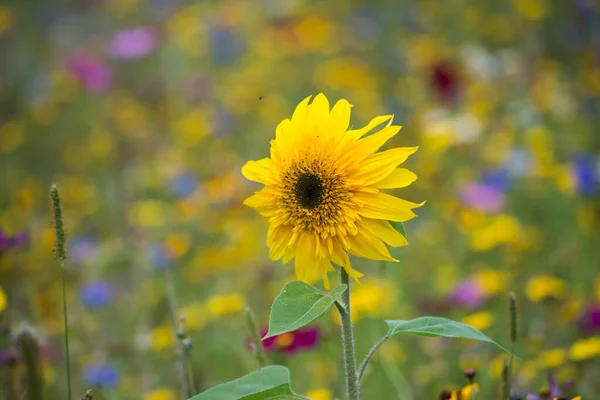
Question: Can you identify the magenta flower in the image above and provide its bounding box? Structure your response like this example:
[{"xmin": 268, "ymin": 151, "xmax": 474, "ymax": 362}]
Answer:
[
  {"xmin": 459, "ymin": 181, "xmax": 505, "ymax": 213},
  {"xmin": 108, "ymin": 27, "xmax": 157, "ymax": 60},
  {"xmin": 578, "ymin": 303, "xmax": 600, "ymax": 334},
  {"xmin": 0, "ymin": 229, "xmax": 28, "ymax": 251},
  {"xmin": 68, "ymin": 52, "xmax": 112, "ymax": 93},
  {"xmin": 260, "ymin": 326, "xmax": 320, "ymax": 355},
  {"xmin": 450, "ymin": 278, "xmax": 485, "ymax": 309}
]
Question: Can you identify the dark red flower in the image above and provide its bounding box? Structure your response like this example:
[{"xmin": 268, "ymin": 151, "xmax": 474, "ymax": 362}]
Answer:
[
  {"xmin": 431, "ymin": 62, "xmax": 461, "ymax": 102},
  {"xmin": 260, "ymin": 326, "xmax": 320, "ymax": 355},
  {"xmin": 578, "ymin": 302, "xmax": 600, "ymax": 334}
]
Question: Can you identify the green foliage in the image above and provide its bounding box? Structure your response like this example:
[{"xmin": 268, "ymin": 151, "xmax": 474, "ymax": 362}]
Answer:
[
  {"xmin": 265, "ymin": 281, "xmax": 346, "ymax": 339},
  {"xmin": 389, "ymin": 221, "xmax": 407, "ymax": 238},
  {"xmin": 386, "ymin": 317, "xmax": 516, "ymax": 357},
  {"xmin": 189, "ymin": 366, "xmax": 307, "ymax": 400}
]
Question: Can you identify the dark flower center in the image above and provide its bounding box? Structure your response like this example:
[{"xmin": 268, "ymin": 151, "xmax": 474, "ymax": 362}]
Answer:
[{"xmin": 295, "ymin": 173, "xmax": 324, "ymax": 209}]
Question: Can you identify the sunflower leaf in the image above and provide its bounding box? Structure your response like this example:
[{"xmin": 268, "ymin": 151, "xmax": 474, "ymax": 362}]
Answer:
[
  {"xmin": 386, "ymin": 317, "xmax": 518, "ymax": 358},
  {"xmin": 265, "ymin": 281, "xmax": 346, "ymax": 339},
  {"xmin": 389, "ymin": 221, "xmax": 407, "ymax": 238},
  {"xmin": 189, "ymin": 365, "xmax": 307, "ymax": 400}
]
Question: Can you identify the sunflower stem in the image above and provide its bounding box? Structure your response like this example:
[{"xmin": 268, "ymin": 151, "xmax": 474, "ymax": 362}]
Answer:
[{"xmin": 338, "ymin": 269, "xmax": 360, "ymax": 400}]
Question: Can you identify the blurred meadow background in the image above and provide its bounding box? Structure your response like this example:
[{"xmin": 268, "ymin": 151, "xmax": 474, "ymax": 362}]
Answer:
[{"xmin": 1, "ymin": 0, "xmax": 600, "ymax": 399}]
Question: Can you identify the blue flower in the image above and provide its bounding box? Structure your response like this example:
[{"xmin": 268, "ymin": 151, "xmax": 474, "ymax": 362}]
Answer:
[
  {"xmin": 481, "ymin": 169, "xmax": 511, "ymax": 192},
  {"xmin": 83, "ymin": 363, "xmax": 120, "ymax": 388},
  {"xmin": 170, "ymin": 173, "xmax": 198, "ymax": 198},
  {"xmin": 69, "ymin": 236, "xmax": 98, "ymax": 263},
  {"xmin": 148, "ymin": 245, "xmax": 170, "ymax": 269},
  {"xmin": 572, "ymin": 154, "xmax": 598, "ymax": 197},
  {"xmin": 80, "ymin": 281, "xmax": 113, "ymax": 310}
]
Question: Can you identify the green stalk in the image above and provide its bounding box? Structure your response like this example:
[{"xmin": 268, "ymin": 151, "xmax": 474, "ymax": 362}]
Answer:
[
  {"xmin": 244, "ymin": 307, "xmax": 267, "ymax": 367},
  {"xmin": 338, "ymin": 269, "xmax": 360, "ymax": 400},
  {"xmin": 50, "ymin": 185, "xmax": 72, "ymax": 400}
]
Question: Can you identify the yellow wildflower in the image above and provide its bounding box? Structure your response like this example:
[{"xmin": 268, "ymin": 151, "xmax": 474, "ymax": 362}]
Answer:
[
  {"xmin": 148, "ymin": 325, "xmax": 175, "ymax": 351},
  {"xmin": 569, "ymin": 337, "xmax": 600, "ymax": 361},
  {"xmin": 539, "ymin": 348, "xmax": 566, "ymax": 368},
  {"xmin": 305, "ymin": 388, "xmax": 332, "ymax": 400},
  {"xmin": 526, "ymin": 275, "xmax": 567, "ymax": 302},
  {"xmin": 0, "ymin": 285, "xmax": 6, "ymax": 313},
  {"xmin": 143, "ymin": 388, "xmax": 177, "ymax": 400},
  {"xmin": 461, "ymin": 311, "xmax": 493, "ymax": 331},
  {"xmin": 207, "ymin": 294, "xmax": 245, "ymax": 316}
]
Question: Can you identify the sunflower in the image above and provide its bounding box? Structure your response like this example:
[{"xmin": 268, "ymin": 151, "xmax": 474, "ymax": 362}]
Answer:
[{"xmin": 242, "ymin": 94, "xmax": 423, "ymax": 289}]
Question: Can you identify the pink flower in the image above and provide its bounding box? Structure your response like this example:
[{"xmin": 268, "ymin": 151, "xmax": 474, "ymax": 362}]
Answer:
[
  {"xmin": 67, "ymin": 52, "xmax": 112, "ymax": 94},
  {"xmin": 450, "ymin": 278, "xmax": 485, "ymax": 309},
  {"xmin": 108, "ymin": 27, "xmax": 157, "ymax": 60},
  {"xmin": 459, "ymin": 182, "xmax": 505, "ymax": 213}
]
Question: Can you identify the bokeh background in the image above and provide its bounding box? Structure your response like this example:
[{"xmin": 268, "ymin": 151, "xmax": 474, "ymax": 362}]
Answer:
[{"xmin": 1, "ymin": 0, "xmax": 600, "ymax": 399}]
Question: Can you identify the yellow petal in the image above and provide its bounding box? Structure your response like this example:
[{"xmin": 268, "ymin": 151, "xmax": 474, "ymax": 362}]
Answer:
[
  {"xmin": 268, "ymin": 225, "xmax": 294, "ymax": 260},
  {"xmin": 347, "ymin": 231, "xmax": 397, "ymax": 262},
  {"xmin": 352, "ymin": 147, "xmax": 418, "ymax": 185},
  {"xmin": 370, "ymin": 168, "xmax": 417, "ymax": 189},
  {"xmin": 291, "ymin": 95, "xmax": 312, "ymax": 125},
  {"xmin": 318, "ymin": 258, "xmax": 335, "ymax": 290},
  {"xmin": 355, "ymin": 192, "xmax": 424, "ymax": 222},
  {"xmin": 360, "ymin": 218, "xmax": 408, "ymax": 247},
  {"xmin": 347, "ymin": 125, "xmax": 402, "ymax": 163},
  {"xmin": 243, "ymin": 190, "xmax": 277, "ymax": 216},
  {"xmin": 327, "ymin": 99, "xmax": 352, "ymax": 134},
  {"xmin": 306, "ymin": 93, "xmax": 330, "ymax": 129},
  {"xmin": 295, "ymin": 232, "xmax": 320, "ymax": 283},
  {"xmin": 346, "ymin": 115, "xmax": 392, "ymax": 141},
  {"xmin": 241, "ymin": 158, "xmax": 280, "ymax": 186}
]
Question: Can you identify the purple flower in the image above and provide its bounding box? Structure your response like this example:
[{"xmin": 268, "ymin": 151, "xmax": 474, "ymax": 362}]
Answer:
[
  {"xmin": 108, "ymin": 27, "xmax": 157, "ymax": 60},
  {"xmin": 0, "ymin": 349, "xmax": 16, "ymax": 366},
  {"xmin": 527, "ymin": 372, "xmax": 574, "ymax": 399},
  {"xmin": 80, "ymin": 281, "xmax": 113, "ymax": 310},
  {"xmin": 450, "ymin": 278, "xmax": 485, "ymax": 309},
  {"xmin": 0, "ymin": 230, "xmax": 28, "ymax": 251},
  {"xmin": 68, "ymin": 52, "xmax": 112, "ymax": 94},
  {"xmin": 459, "ymin": 181, "xmax": 505, "ymax": 213},
  {"xmin": 83, "ymin": 363, "xmax": 120, "ymax": 388},
  {"xmin": 578, "ymin": 302, "xmax": 600, "ymax": 334},
  {"xmin": 260, "ymin": 326, "xmax": 320, "ymax": 355},
  {"xmin": 69, "ymin": 236, "xmax": 98, "ymax": 263}
]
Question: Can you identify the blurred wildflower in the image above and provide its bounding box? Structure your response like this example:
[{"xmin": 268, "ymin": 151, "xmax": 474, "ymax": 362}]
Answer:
[
  {"xmin": 207, "ymin": 294, "xmax": 245, "ymax": 316},
  {"xmin": 0, "ymin": 6, "xmax": 14, "ymax": 36},
  {"xmin": 461, "ymin": 311, "xmax": 493, "ymax": 331},
  {"xmin": 578, "ymin": 302, "xmax": 600, "ymax": 334},
  {"xmin": 568, "ymin": 336, "xmax": 600, "ymax": 361},
  {"xmin": 164, "ymin": 232, "xmax": 191, "ymax": 260},
  {"xmin": 261, "ymin": 326, "xmax": 320, "ymax": 355},
  {"xmin": 539, "ymin": 348, "xmax": 567, "ymax": 368},
  {"xmin": 69, "ymin": 236, "xmax": 98, "ymax": 263},
  {"xmin": 0, "ymin": 229, "xmax": 28, "ymax": 251},
  {"xmin": 67, "ymin": 52, "xmax": 112, "ymax": 94},
  {"xmin": 0, "ymin": 285, "xmax": 6, "ymax": 312},
  {"xmin": 108, "ymin": 27, "xmax": 158, "ymax": 60},
  {"xmin": 83, "ymin": 363, "xmax": 120, "ymax": 388},
  {"xmin": 242, "ymin": 94, "xmax": 421, "ymax": 288},
  {"xmin": 459, "ymin": 181, "xmax": 505, "ymax": 213},
  {"xmin": 148, "ymin": 325, "xmax": 175, "ymax": 351},
  {"xmin": 430, "ymin": 61, "xmax": 461, "ymax": 102},
  {"xmin": 571, "ymin": 154, "xmax": 598, "ymax": 197},
  {"xmin": 148, "ymin": 245, "xmax": 170, "ymax": 270},
  {"xmin": 526, "ymin": 372, "xmax": 575, "ymax": 399},
  {"xmin": 142, "ymin": 388, "xmax": 177, "ymax": 400},
  {"xmin": 450, "ymin": 278, "xmax": 485, "ymax": 309},
  {"xmin": 305, "ymin": 387, "xmax": 332, "ymax": 400},
  {"xmin": 170, "ymin": 173, "xmax": 198, "ymax": 198},
  {"xmin": 526, "ymin": 276, "xmax": 567, "ymax": 302},
  {"xmin": 80, "ymin": 281, "xmax": 113, "ymax": 310}
]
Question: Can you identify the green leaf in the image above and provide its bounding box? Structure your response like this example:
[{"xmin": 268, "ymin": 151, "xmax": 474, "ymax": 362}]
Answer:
[
  {"xmin": 189, "ymin": 365, "xmax": 307, "ymax": 400},
  {"xmin": 386, "ymin": 317, "xmax": 516, "ymax": 357},
  {"xmin": 390, "ymin": 221, "xmax": 407, "ymax": 238},
  {"xmin": 265, "ymin": 281, "xmax": 347, "ymax": 339}
]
